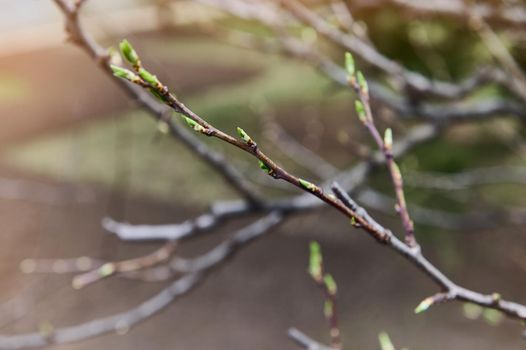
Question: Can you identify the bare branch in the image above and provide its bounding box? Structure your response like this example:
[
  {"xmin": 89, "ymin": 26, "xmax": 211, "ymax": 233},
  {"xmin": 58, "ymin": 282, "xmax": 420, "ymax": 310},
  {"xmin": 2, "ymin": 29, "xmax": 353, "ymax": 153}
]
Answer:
[
  {"xmin": 71, "ymin": 241, "xmax": 177, "ymax": 289},
  {"xmin": 102, "ymin": 199, "xmax": 252, "ymax": 241},
  {"xmin": 348, "ymin": 57, "xmax": 417, "ymax": 246}
]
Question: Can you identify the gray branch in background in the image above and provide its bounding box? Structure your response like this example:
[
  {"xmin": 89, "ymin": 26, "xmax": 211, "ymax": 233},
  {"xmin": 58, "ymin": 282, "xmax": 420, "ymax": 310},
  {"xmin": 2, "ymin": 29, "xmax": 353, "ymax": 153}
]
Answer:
[
  {"xmin": 0, "ymin": 273, "xmax": 201, "ymax": 349},
  {"xmin": 357, "ymin": 188, "xmax": 526, "ymax": 230},
  {"xmin": 406, "ymin": 166, "xmax": 526, "ymax": 191},
  {"xmin": 0, "ymin": 213, "xmax": 283, "ymax": 349},
  {"xmin": 362, "ymin": 0, "xmax": 526, "ymax": 30},
  {"xmin": 280, "ymin": 0, "xmax": 521, "ymax": 100},
  {"xmin": 202, "ymin": 4, "xmax": 526, "ymax": 123},
  {"xmin": 102, "ymin": 199, "xmax": 251, "ymax": 241},
  {"xmin": 288, "ymin": 328, "xmax": 335, "ymax": 350}
]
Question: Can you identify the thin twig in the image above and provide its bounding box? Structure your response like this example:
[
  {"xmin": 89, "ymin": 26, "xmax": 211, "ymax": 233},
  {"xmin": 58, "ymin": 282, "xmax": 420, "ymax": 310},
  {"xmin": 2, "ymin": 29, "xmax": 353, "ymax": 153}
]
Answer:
[
  {"xmin": 71, "ymin": 241, "xmax": 177, "ymax": 289},
  {"xmin": 347, "ymin": 59, "xmax": 416, "ymax": 246},
  {"xmin": 0, "ymin": 213, "xmax": 283, "ymax": 349}
]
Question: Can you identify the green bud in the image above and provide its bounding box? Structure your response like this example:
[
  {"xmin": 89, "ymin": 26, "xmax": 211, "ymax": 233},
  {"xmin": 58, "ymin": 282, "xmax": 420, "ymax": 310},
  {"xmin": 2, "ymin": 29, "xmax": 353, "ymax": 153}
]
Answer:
[
  {"xmin": 182, "ymin": 116, "xmax": 206, "ymax": 133},
  {"xmin": 99, "ymin": 263, "xmax": 116, "ymax": 277},
  {"xmin": 463, "ymin": 303, "xmax": 483, "ymax": 320},
  {"xmin": 354, "ymin": 100, "xmax": 367, "ymax": 122},
  {"xmin": 357, "ymin": 71, "xmax": 368, "ymax": 95},
  {"xmin": 378, "ymin": 332, "xmax": 395, "ymax": 350},
  {"xmin": 323, "ymin": 300, "xmax": 333, "ymax": 319},
  {"xmin": 157, "ymin": 121, "xmax": 170, "ymax": 135},
  {"xmin": 324, "ymin": 274, "xmax": 337, "ymax": 295},
  {"xmin": 139, "ymin": 68, "xmax": 160, "ymax": 87},
  {"xmin": 258, "ymin": 160, "xmax": 271, "ymax": 174},
  {"xmin": 309, "ymin": 241, "xmax": 322, "ymax": 280},
  {"xmin": 414, "ymin": 296, "xmax": 434, "ymax": 314},
  {"xmin": 236, "ymin": 127, "xmax": 252, "ymax": 143},
  {"xmin": 483, "ymin": 308, "xmax": 503, "ymax": 326},
  {"xmin": 392, "ymin": 162, "xmax": 402, "ymax": 183},
  {"xmin": 111, "ymin": 65, "xmax": 138, "ymax": 82},
  {"xmin": 299, "ymin": 178, "xmax": 316, "ymax": 191},
  {"xmin": 345, "ymin": 52, "xmax": 355, "ymax": 77},
  {"xmin": 119, "ymin": 39, "xmax": 140, "ymax": 66},
  {"xmin": 384, "ymin": 128, "xmax": 393, "ymax": 149}
]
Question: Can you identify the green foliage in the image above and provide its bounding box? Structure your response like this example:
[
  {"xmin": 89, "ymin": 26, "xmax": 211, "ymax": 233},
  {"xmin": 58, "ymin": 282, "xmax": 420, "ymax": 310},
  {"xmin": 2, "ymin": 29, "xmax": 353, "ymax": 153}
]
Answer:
[
  {"xmin": 483, "ymin": 309, "xmax": 503, "ymax": 326},
  {"xmin": 463, "ymin": 303, "xmax": 503, "ymax": 326}
]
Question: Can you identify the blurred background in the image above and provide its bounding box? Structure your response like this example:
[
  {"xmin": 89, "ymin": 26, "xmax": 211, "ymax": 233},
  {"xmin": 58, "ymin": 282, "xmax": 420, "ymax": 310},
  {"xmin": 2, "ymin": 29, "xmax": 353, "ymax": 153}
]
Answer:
[{"xmin": 0, "ymin": 0, "xmax": 526, "ymax": 349}]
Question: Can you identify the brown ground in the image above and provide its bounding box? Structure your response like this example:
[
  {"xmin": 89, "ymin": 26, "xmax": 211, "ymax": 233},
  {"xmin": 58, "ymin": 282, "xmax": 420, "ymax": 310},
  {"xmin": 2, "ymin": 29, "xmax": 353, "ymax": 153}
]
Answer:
[{"xmin": 0, "ymin": 36, "xmax": 525, "ymax": 350}]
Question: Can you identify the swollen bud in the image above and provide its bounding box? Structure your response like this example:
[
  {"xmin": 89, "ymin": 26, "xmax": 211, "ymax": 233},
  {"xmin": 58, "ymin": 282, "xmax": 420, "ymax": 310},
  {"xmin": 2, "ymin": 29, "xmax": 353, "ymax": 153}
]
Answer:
[
  {"xmin": 99, "ymin": 263, "xmax": 116, "ymax": 277},
  {"xmin": 378, "ymin": 332, "xmax": 395, "ymax": 350},
  {"xmin": 345, "ymin": 52, "xmax": 355, "ymax": 77},
  {"xmin": 324, "ymin": 300, "xmax": 334, "ymax": 319},
  {"xmin": 299, "ymin": 178, "xmax": 316, "ymax": 191},
  {"xmin": 111, "ymin": 65, "xmax": 139, "ymax": 82},
  {"xmin": 354, "ymin": 100, "xmax": 367, "ymax": 123},
  {"xmin": 139, "ymin": 68, "xmax": 160, "ymax": 87},
  {"xmin": 414, "ymin": 296, "xmax": 434, "ymax": 314},
  {"xmin": 236, "ymin": 127, "xmax": 252, "ymax": 144},
  {"xmin": 258, "ymin": 160, "xmax": 272, "ymax": 174},
  {"xmin": 324, "ymin": 274, "xmax": 337, "ymax": 295},
  {"xmin": 356, "ymin": 71, "xmax": 368, "ymax": 95},
  {"xmin": 384, "ymin": 128, "xmax": 393, "ymax": 149},
  {"xmin": 182, "ymin": 116, "xmax": 206, "ymax": 133},
  {"xmin": 119, "ymin": 39, "xmax": 140, "ymax": 66},
  {"xmin": 309, "ymin": 241, "xmax": 322, "ymax": 281},
  {"xmin": 157, "ymin": 121, "xmax": 170, "ymax": 135},
  {"xmin": 392, "ymin": 162, "xmax": 402, "ymax": 183}
]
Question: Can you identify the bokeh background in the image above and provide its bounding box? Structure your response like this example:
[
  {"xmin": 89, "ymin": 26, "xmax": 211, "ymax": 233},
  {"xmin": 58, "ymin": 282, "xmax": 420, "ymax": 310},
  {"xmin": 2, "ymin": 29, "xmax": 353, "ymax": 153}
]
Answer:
[{"xmin": 0, "ymin": 1, "xmax": 526, "ymax": 349}]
